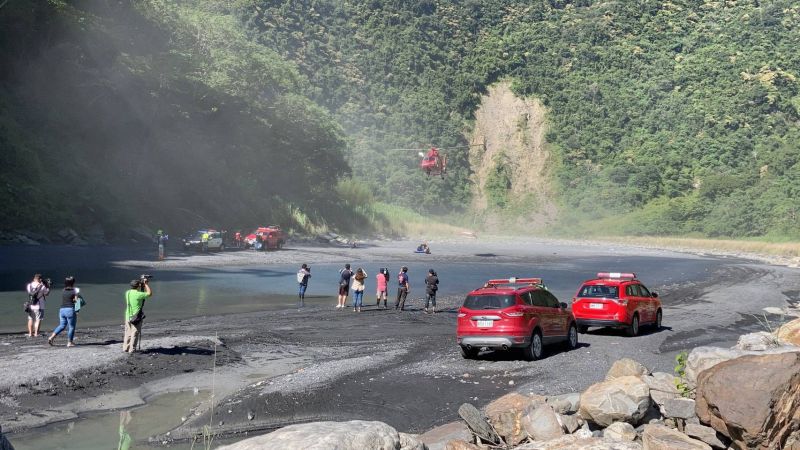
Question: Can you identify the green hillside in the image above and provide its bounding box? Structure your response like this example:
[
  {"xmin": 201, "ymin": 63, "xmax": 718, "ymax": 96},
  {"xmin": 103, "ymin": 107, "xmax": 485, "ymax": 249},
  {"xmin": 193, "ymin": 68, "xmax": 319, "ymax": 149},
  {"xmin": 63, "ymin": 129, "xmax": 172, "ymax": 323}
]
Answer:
[
  {"xmin": 2, "ymin": 0, "xmax": 799, "ymax": 239},
  {"xmin": 0, "ymin": 0, "xmax": 350, "ymax": 239},
  {"xmin": 231, "ymin": 0, "xmax": 800, "ymax": 238}
]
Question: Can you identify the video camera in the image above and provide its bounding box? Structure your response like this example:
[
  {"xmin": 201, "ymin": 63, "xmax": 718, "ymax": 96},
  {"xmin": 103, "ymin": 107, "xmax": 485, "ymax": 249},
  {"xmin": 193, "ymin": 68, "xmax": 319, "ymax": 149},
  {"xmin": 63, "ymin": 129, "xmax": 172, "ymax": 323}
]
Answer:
[{"xmin": 135, "ymin": 274, "xmax": 153, "ymax": 291}]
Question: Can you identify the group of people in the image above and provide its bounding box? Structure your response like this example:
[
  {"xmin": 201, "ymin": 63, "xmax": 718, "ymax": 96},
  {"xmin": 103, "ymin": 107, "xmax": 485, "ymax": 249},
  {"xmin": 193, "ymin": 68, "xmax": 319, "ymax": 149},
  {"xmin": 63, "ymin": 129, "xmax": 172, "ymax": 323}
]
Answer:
[
  {"xmin": 296, "ymin": 264, "xmax": 440, "ymax": 312},
  {"xmin": 22, "ymin": 273, "xmax": 154, "ymax": 353}
]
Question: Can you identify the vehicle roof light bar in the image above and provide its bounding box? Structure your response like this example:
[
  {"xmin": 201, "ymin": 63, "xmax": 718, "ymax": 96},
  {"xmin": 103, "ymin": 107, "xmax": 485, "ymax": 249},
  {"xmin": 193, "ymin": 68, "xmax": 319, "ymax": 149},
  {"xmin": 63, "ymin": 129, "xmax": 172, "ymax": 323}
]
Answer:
[
  {"xmin": 485, "ymin": 277, "xmax": 543, "ymax": 287},
  {"xmin": 597, "ymin": 272, "xmax": 637, "ymax": 280}
]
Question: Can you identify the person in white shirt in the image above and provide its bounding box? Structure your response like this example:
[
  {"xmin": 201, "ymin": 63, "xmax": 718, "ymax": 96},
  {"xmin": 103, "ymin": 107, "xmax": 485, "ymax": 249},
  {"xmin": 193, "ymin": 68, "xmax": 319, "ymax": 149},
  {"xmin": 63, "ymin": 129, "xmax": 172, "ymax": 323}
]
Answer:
[{"xmin": 26, "ymin": 273, "xmax": 50, "ymax": 337}]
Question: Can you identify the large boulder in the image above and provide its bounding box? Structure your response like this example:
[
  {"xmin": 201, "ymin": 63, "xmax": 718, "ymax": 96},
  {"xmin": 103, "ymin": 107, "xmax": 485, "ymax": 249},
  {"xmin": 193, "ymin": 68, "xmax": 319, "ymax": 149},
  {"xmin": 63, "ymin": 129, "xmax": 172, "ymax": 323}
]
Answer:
[
  {"xmin": 522, "ymin": 404, "xmax": 564, "ymax": 441},
  {"xmin": 418, "ymin": 422, "xmax": 472, "ymax": 450},
  {"xmin": 515, "ymin": 435, "xmax": 642, "ymax": 449},
  {"xmin": 606, "ymin": 358, "xmax": 649, "ymax": 381},
  {"xmin": 695, "ymin": 352, "xmax": 800, "ymax": 449},
  {"xmin": 641, "ymin": 424, "xmax": 711, "ymax": 449},
  {"xmin": 216, "ymin": 420, "xmax": 414, "ymax": 450},
  {"xmin": 579, "ymin": 376, "xmax": 651, "ymax": 427},
  {"xmin": 643, "ymin": 372, "xmax": 680, "ymax": 415},
  {"xmin": 685, "ymin": 345, "xmax": 800, "ymax": 387},
  {"xmin": 777, "ymin": 317, "xmax": 800, "ymax": 346},
  {"xmin": 484, "ymin": 392, "xmax": 545, "ymax": 445}
]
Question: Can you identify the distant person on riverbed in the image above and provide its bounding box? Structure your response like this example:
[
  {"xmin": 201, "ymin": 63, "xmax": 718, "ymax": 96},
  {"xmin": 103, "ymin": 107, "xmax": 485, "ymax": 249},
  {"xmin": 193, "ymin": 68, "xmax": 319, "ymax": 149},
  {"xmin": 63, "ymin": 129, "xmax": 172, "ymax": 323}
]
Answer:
[
  {"xmin": 395, "ymin": 266, "xmax": 410, "ymax": 311},
  {"xmin": 48, "ymin": 276, "xmax": 78, "ymax": 347},
  {"xmin": 25, "ymin": 273, "xmax": 50, "ymax": 337},
  {"xmin": 123, "ymin": 278, "xmax": 152, "ymax": 353},
  {"xmin": 352, "ymin": 268, "xmax": 367, "ymax": 312},
  {"xmin": 337, "ymin": 264, "xmax": 352, "ymax": 309},
  {"xmin": 376, "ymin": 267, "xmax": 389, "ymax": 308},
  {"xmin": 424, "ymin": 269, "xmax": 439, "ymax": 313},
  {"xmin": 297, "ymin": 264, "xmax": 311, "ymax": 307}
]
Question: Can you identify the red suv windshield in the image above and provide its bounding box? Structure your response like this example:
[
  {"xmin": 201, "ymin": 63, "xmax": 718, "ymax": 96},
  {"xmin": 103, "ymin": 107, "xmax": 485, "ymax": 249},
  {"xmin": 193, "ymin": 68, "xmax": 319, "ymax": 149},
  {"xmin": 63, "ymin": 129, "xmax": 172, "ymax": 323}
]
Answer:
[
  {"xmin": 577, "ymin": 284, "xmax": 619, "ymax": 299},
  {"xmin": 463, "ymin": 294, "xmax": 516, "ymax": 310}
]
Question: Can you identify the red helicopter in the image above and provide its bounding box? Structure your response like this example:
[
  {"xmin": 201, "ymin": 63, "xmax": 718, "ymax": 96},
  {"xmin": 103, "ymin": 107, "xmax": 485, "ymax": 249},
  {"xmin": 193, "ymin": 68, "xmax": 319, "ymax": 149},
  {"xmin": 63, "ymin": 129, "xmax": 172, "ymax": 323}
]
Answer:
[{"xmin": 419, "ymin": 147, "xmax": 447, "ymax": 178}]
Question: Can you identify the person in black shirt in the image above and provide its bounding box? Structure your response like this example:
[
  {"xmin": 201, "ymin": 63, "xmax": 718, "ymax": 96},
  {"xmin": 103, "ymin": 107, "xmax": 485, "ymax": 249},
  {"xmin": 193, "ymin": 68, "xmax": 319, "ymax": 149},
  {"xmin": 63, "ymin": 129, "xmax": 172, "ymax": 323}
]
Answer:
[
  {"xmin": 337, "ymin": 263, "xmax": 352, "ymax": 309},
  {"xmin": 48, "ymin": 276, "xmax": 78, "ymax": 347},
  {"xmin": 424, "ymin": 269, "xmax": 439, "ymax": 313}
]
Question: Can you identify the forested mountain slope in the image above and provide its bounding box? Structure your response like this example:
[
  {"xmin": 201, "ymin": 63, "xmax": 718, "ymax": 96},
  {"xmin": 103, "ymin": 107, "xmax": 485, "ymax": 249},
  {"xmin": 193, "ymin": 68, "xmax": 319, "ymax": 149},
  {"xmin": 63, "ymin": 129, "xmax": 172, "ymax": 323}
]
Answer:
[
  {"xmin": 0, "ymin": 0, "xmax": 348, "ymax": 239},
  {"xmin": 2, "ymin": 1, "xmax": 799, "ymax": 239},
  {"xmin": 233, "ymin": 0, "xmax": 800, "ymax": 238}
]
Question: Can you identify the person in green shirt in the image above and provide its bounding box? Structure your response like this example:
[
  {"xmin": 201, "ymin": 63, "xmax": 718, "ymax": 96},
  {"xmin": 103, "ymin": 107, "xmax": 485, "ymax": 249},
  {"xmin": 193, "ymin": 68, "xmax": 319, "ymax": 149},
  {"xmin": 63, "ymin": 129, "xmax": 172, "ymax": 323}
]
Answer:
[{"xmin": 123, "ymin": 278, "xmax": 152, "ymax": 353}]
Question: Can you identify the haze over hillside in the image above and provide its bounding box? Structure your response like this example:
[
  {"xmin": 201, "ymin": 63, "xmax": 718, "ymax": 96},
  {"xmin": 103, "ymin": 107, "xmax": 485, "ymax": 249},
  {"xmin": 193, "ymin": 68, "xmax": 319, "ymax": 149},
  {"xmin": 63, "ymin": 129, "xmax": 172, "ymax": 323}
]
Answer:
[{"xmin": 2, "ymin": 0, "xmax": 799, "ymax": 240}]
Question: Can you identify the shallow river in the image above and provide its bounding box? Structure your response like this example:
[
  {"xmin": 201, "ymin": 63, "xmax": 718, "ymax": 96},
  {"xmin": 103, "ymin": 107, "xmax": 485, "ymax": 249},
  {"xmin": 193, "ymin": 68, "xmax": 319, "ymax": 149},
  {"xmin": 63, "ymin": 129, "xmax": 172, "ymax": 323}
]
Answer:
[{"xmin": 1, "ymin": 244, "xmax": 725, "ymax": 449}]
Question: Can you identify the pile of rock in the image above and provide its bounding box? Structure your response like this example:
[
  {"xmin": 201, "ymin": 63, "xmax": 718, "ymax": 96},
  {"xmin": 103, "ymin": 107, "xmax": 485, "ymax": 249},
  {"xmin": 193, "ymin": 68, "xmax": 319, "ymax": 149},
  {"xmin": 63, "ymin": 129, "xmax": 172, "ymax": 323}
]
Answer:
[{"xmin": 218, "ymin": 321, "xmax": 800, "ymax": 450}]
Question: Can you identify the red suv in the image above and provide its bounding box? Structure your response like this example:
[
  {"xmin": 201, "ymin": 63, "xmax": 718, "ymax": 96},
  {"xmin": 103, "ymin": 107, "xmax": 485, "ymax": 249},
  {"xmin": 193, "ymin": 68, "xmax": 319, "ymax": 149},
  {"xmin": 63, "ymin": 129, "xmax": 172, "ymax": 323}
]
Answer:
[
  {"xmin": 456, "ymin": 278, "xmax": 578, "ymax": 361},
  {"xmin": 571, "ymin": 272, "xmax": 662, "ymax": 336}
]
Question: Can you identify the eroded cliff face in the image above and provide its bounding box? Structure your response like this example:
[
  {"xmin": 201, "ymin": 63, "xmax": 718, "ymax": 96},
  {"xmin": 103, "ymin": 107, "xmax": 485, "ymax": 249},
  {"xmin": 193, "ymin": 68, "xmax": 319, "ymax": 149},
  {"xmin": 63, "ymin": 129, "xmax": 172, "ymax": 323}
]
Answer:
[{"xmin": 469, "ymin": 82, "xmax": 558, "ymax": 230}]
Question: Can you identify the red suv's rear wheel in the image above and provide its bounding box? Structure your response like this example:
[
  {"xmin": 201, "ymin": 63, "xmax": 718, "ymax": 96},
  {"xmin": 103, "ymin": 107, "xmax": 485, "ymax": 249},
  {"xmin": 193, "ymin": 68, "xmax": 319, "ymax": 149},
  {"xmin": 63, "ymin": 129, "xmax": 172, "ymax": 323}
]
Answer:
[
  {"xmin": 522, "ymin": 330, "xmax": 543, "ymax": 361},
  {"xmin": 626, "ymin": 314, "xmax": 640, "ymax": 337},
  {"xmin": 564, "ymin": 323, "xmax": 578, "ymax": 350}
]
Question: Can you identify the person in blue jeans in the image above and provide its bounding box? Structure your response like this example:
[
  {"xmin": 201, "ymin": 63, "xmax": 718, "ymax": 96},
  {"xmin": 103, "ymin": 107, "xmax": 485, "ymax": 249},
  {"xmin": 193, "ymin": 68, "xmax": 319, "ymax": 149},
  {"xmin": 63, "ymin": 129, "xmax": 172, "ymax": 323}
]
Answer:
[
  {"xmin": 48, "ymin": 276, "xmax": 78, "ymax": 347},
  {"xmin": 297, "ymin": 264, "xmax": 311, "ymax": 307}
]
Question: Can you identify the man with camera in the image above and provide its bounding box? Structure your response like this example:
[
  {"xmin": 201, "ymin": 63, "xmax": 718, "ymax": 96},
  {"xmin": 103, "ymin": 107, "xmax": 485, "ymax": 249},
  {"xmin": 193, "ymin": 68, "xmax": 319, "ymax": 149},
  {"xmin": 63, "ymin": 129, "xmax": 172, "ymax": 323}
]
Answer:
[
  {"xmin": 123, "ymin": 276, "xmax": 153, "ymax": 353},
  {"xmin": 25, "ymin": 274, "xmax": 50, "ymax": 337}
]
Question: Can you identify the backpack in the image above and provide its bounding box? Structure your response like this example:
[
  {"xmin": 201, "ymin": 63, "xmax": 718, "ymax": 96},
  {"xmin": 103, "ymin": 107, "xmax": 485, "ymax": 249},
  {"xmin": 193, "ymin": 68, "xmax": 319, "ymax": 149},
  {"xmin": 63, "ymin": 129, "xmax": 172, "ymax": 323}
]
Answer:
[
  {"xmin": 296, "ymin": 270, "xmax": 305, "ymax": 283},
  {"xmin": 28, "ymin": 285, "xmax": 41, "ymax": 305}
]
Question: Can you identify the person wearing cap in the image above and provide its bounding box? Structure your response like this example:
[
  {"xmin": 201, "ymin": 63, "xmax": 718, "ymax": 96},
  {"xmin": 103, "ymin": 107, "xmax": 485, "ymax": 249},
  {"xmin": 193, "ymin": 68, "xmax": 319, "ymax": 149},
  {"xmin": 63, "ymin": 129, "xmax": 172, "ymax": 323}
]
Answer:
[
  {"xmin": 297, "ymin": 263, "xmax": 311, "ymax": 307},
  {"xmin": 123, "ymin": 278, "xmax": 152, "ymax": 353},
  {"xmin": 395, "ymin": 266, "xmax": 410, "ymax": 311},
  {"xmin": 337, "ymin": 263, "xmax": 352, "ymax": 309},
  {"xmin": 424, "ymin": 269, "xmax": 439, "ymax": 313},
  {"xmin": 26, "ymin": 273, "xmax": 50, "ymax": 337}
]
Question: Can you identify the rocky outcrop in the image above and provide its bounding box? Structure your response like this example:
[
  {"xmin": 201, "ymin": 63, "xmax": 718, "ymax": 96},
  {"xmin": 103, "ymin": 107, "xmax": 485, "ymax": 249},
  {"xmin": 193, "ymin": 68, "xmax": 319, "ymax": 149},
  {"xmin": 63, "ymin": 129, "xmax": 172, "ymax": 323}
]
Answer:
[
  {"xmin": 521, "ymin": 403, "xmax": 563, "ymax": 441},
  {"xmin": 484, "ymin": 393, "xmax": 544, "ymax": 445},
  {"xmin": 605, "ymin": 358, "xmax": 649, "ymax": 381},
  {"xmin": 418, "ymin": 422, "xmax": 472, "ymax": 450},
  {"xmin": 215, "ymin": 420, "xmax": 422, "ymax": 450},
  {"xmin": 641, "ymin": 424, "xmax": 711, "ymax": 449},
  {"xmin": 695, "ymin": 352, "xmax": 800, "ymax": 449},
  {"xmin": 515, "ymin": 435, "xmax": 642, "ymax": 449},
  {"xmin": 685, "ymin": 345, "xmax": 800, "ymax": 387},
  {"xmin": 579, "ymin": 376, "xmax": 651, "ymax": 427},
  {"xmin": 777, "ymin": 317, "xmax": 800, "ymax": 346},
  {"xmin": 603, "ymin": 422, "xmax": 637, "ymax": 441}
]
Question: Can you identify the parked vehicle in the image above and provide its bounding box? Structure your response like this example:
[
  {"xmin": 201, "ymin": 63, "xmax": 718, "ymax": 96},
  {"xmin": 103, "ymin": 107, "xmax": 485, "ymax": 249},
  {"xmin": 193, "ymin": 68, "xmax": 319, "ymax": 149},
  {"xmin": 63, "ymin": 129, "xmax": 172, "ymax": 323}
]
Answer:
[
  {"xmin": 244, "ymin": 226, "xmax": 286, "ymax": 250},
  {"xmin": 571, "ymin": 272, "xmax": 662, "ymax": 336},
  {"xmin": 182, "ymin": 229, "xmax": 225, "ymax": 251},
  {"xmin": 456, "ymin": 277, "xmax": 578, "ymax": 361}
]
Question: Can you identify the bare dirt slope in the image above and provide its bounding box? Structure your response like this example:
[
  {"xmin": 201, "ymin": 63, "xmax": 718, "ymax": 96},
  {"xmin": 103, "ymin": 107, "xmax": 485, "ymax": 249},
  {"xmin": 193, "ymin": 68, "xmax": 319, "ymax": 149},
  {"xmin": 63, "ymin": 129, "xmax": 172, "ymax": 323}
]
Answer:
[{"xmin": 469, "ymin": 81, "xmax": 558, "ymax": 229}]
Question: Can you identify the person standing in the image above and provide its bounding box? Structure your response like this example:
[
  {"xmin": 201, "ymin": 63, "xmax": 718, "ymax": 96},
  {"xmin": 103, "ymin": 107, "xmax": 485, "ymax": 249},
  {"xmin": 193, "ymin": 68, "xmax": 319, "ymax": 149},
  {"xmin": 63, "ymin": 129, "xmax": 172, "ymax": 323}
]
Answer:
[
  {"xmin": 201, "ymin": 231, "xmax": 210, "ymax": 253},
  {"xmin": 123, "ymin": 278, "xmax": 153, "ymax": 353},
  {"xmin": 424, "ymin": 269, "xmax": 439, "ymax": 313},
  {"xmin": 337, "ymin": 264, "xmax": 352, "ymax": 309},
  {"xmin": 157, "ymin": 230, "xmax": 168, "ymax": 260},
  {"xmin": 395, "ymin": 266, "xmax": 410, "ymax": 311},
  {"xmin": 297, "ymin": 264, "xmax": 311, "ymax": 307},
  {"xmin": 375, "ymin": 268, "xmax": 389, "ymax": 308},
  {"xmin": 26, "ymin": 274, "xmax": 50, "ymax": 337},
  {"xmin": 352, "ymin": 268, "xmax": 367, "ymax": 312},
  {"xmin": 47, "ymin": 276, "xmax": 78, "ymax": 347}
]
